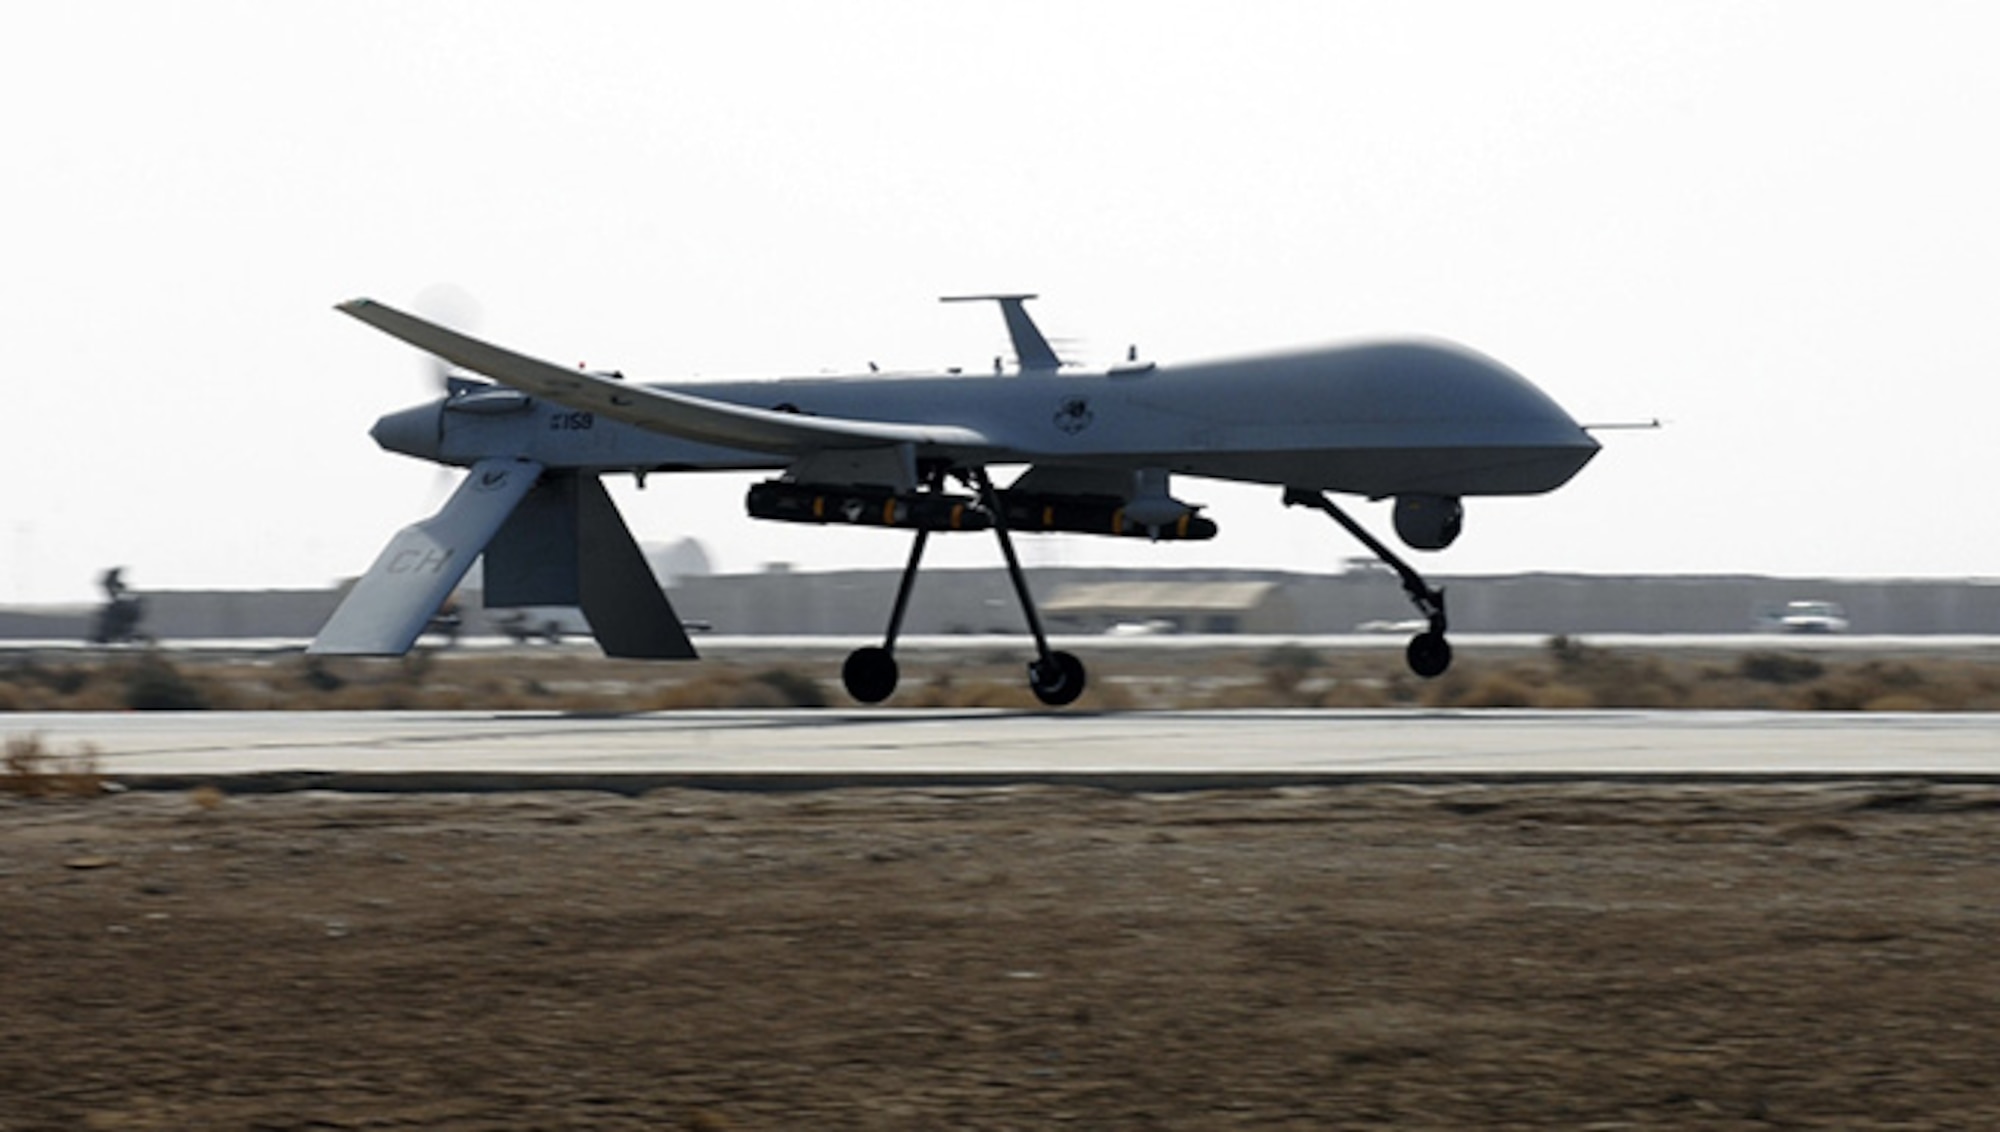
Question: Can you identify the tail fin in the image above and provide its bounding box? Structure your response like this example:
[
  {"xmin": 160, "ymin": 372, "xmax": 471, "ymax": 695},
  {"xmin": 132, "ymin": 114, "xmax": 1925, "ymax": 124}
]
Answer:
[
  {"xmin": 310, "ymin": 459, "xmax": 543, "ymax": 655},
  {"xmin": 940, "ymin": 293, "xmax": 1061, "ymax": 372}
]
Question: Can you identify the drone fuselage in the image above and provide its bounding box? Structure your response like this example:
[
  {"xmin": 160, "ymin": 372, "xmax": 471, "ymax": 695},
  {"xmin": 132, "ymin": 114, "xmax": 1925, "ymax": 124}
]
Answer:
[{"xmin": 371, "ymin": 337, "xmax": 1596, "ymax": 500}]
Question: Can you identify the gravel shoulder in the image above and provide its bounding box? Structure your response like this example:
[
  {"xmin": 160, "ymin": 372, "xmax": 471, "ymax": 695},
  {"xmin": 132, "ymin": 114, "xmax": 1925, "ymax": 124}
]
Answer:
[{"xmin": 5, "ymin": 782, "xmax": 1998, "ymax": 1129}]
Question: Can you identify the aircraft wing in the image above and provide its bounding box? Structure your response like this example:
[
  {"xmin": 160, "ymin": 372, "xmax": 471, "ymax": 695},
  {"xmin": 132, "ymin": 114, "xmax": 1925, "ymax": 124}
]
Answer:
[{"xmin": 338, "ymin": 299, "xmax": 995, "ymax": 454}]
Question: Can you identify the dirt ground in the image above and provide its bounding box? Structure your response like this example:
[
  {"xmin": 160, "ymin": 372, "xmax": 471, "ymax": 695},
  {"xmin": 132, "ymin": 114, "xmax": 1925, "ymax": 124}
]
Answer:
[{"xmin": 5, "ymin": 781, "xmax": 2000, "ymax": 1130}]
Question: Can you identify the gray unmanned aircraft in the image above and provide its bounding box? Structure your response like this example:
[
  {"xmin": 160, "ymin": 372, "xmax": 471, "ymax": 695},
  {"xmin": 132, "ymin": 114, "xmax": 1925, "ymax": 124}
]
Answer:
[{"xmin": 310, "ymin": 295, "xmax": 1601, "ymax": 704}]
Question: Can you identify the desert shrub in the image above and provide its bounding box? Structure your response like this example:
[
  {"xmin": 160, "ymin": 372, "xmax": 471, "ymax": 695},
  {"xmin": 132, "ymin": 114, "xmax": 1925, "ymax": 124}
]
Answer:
[
  {"xmin": 1199, "ymin": 681, "xmax": 1291, "ymax": 709},
  {"xmin": 891, "ymin": 671, "xmax": 1076, "ymax": 709},
  {"xmin": 1418, "ymin": 666, "xmax": 1471, "ymax": 707},
  {"xmin": 400, "ymin": 651, "xmax": 438, "ymax": 686},
  {"xmin": 646, "ymin": 675, "xmax": 721, "ymax": 710},
  {"xmin": 1318, "ymin": 679, "xmax": 1394, "ymax": 708},
  {"xmin": 1258, "ymin": 643, "xmax": 1321, "ymax": 698},
  {"xmin": 1798, "ymin": 681, "xmax": 1868, "ymax": 712},
  {"xmin": 903, "ymin": 669, "xmax": 958, "ymax": 707},
  {"xmin": 1084, "ymin": 679, "xmax": 1137, "ymax": 710},
  {"xmin": 0, "ymin": 662, "xmax": 93, "ymax": 711},
  {"xmin": 1533, "ymin": 638, "xmax": 1687, "ymax": 707},
  {"xmin": 2, "ymin": 733, "xmax": 104, "ymax": 797},
  {"xmin": 1594, "ymin": 656, "xmax": 1687, "ymax": 708},
  {"xmin": 1738, "ymin": 651, "xmax": 1825, "ymax": 685},
  {"xmin": 299, "ymin": 658, "xmax": 346, "ymax": 693},
  {"xmin": 1856, "ymin": 660, "xmax": 1924, "ymax": 690},
  {"xmin": 1457, "ymin": 674, "xmax": 1537, "ymax": 708},
  {"xmin": 364, "ymin": 683, "xmax": 419, "ymax": 710},
  {"xmin": 751, "ymin": 668, "xmax": 828, "ymax": 708},
  {"xmin": 725, "ymin": 677, "xmax": 794, "ymax": 709},
  {"xmin": 33, "ymin": 662, "xmax": 93, "ymax": 695},
  {"xmin": 941, "ymin": 681, "xmax": 1042, "ymax": 709},
  {"xmin": 418, "ymin": 687, "xmax": 479, "ymax": 710},
  {"xmin": 1863, "ymin": 692, "xmax": 1934, "ymax": 712},
  {"xmin": 1685, "ymin": 679, "xmax": 1787, "ymax": 710},
  {"xmin": 7, "ymin": 644, "xmax": 2000, "ymax": 713},
  {"xmin": 121, "ymin": 654, "xmax": 209, "ymax": 711},
  {"xmin": 646, "ymin": 668, "xmax": 798, "ymax": 710},
  {"xmin": 1545, "ymin": 635, "xmax": 1591, "ymax": 668},
  {"xmin": 1531, "ymin": 682, "xmax": 1597, "ymax": 709},
  {"xmin": 1428, "ymin": 664, "xmax": 1581, "ymax": 708}
]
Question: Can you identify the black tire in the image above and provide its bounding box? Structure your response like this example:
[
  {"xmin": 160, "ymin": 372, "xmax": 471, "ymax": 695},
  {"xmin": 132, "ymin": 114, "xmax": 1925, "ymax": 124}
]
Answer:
[
  {"xmin": 1406, "ymin": 631, "xmax": 1453, "ymax": 678},
  {"xmin": 842, "ymin": 646, "xmax": 900, "ymax": 704},
  {"xmin": 1029, "ymin": 650, "xmax": 1087, "ymax": 707}
]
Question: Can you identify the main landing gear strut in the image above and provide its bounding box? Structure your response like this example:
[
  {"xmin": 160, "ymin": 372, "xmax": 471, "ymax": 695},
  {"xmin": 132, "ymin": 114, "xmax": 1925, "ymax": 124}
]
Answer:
[
  {"xmin": 842, "ymin": 467, "xmax": 1086, "ymax": 706},
  {"xmin": 1283, "ymin": 488, "xmax": 1454, "ymax": 678}
]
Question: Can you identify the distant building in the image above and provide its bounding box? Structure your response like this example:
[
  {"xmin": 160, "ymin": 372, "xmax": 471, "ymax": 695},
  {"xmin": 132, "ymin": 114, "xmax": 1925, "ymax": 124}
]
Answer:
[
  {"xmin": 1041, "ymin": 580, "xmax": 1296, "ymax": 635},
  {"xmin": 5, "ymin": 569, "xmax": 2000, "ymax": 641}
]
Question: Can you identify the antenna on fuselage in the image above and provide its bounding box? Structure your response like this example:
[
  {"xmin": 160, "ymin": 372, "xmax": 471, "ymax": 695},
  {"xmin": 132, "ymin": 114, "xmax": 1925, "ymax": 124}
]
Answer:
[{"xmin": 941, "ymin": 293, "xmax": 1061, "ymax": 373}]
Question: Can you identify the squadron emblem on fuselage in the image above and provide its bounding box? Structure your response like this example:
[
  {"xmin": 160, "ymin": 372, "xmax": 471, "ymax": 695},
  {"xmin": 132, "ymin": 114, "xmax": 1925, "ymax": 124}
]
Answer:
[{"xmin": 1053, "ymin": 397, "xmax": 1094, "ymax": 435}]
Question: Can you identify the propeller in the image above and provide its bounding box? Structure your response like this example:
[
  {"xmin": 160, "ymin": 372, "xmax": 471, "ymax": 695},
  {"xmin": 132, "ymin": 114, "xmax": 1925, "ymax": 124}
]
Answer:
[
  {"xmin": 410, "ymin": 283, "xmax": 485, "ymax": 393},
  {"xmin": 405, "ymin": 284, "xmax": 487, "ymax": 502}
]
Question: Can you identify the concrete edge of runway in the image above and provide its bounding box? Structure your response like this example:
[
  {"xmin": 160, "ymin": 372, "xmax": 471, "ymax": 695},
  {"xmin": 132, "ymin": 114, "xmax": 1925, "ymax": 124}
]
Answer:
[
  {"xmin": 31, "ymin": 708, "xmax": 2000, "ymax": 797},
  {"xmin": 101, "ymin": 770, "xmax": 2000, "ymax": 797}
]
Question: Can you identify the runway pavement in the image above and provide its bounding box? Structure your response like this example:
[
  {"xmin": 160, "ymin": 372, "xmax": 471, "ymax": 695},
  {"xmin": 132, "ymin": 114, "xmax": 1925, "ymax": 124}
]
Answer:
[{"xmin": 7, "ymin": 709, "xmax": 1997, "ymax": 793}]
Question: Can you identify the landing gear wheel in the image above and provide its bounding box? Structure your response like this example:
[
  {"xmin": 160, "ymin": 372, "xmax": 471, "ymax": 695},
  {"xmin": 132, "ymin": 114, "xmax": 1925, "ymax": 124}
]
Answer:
[
  {"xmin": 1406, "ymin": 631, "xmax": 1453, "ymax": 679},
  {"xmin": 842, "ymin": 646, "xmax": 900, "ymax": 704},
  {"xmin": 1028, "ymin": 650, "xmax": 1087, "ymax": 707}
]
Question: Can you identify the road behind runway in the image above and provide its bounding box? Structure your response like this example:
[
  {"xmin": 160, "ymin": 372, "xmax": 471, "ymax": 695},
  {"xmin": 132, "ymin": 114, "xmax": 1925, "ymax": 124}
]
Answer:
[{"xmin": 7, "ymin": 709, "xmax": 1996, "ymax": 791}]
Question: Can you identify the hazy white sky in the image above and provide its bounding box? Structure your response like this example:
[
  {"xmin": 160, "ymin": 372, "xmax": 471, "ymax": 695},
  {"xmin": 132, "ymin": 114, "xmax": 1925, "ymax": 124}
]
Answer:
[{"xmin": 5, "ymin": 1, "xmax": 1996, "ymax": 603}]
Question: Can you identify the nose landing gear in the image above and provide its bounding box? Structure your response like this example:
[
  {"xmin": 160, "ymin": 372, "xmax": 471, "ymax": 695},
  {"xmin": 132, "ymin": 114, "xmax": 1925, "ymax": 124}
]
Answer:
[
  {"xmin": 1028, "ymin": 648, "xmax": 1088, "ymax": 707},
  {"xmin": 1404, "ymin": 627, "xmax": 1452, "ymax": 679},
  {"xmin": 1283, "ymin": 487, "xmax": 1453, "ymax": 678}
]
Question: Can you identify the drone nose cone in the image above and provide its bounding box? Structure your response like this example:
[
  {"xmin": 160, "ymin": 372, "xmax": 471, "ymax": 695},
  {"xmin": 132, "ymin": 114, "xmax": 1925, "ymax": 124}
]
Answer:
[{"xmin": 369, "ymin": 401, "xmax": 445, "ymax": 461}]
